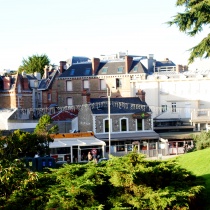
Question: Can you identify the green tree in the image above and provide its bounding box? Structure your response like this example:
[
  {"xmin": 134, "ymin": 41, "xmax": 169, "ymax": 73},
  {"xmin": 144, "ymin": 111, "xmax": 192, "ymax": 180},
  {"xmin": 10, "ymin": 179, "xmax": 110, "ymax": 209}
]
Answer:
[
  {"xmin": 34, "ymin": 114, "xmax": 58, "ymax": 156},
  {"xmin": 0, "ymin": 130, "xmax": 53, "ymax": 161},
  {"xmin": 34, "ymin": 114, "xmax": 58, "ymax": 136},
  {"xmin": 0, "ymin": 115, "xmax": 58, "ymax": 161},
  {"xmin": 192, "ymin": 130, "xmax": 210, "ymax": 150},
  {"xmin": 0, "ymin": 153, "xmax": 205, "ymax": 209},
  {"xmin": 168, "ymin": 0, "xmax": 210, "ymax": 63},
  {"xmin": 18, "ymin": 54, "xmax": 50, "ymax": 76},
  {"xmin": 45, "ymin": 153, "xmax": 204, "ymax": 209}
]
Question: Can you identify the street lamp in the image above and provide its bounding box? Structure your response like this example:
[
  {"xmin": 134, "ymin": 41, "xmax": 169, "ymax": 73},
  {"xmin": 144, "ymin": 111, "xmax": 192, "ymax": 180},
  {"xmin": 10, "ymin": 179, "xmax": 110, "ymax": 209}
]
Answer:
[{"xmin": 107, "ymin": 87, "xmax": 111, "ymax": 157}]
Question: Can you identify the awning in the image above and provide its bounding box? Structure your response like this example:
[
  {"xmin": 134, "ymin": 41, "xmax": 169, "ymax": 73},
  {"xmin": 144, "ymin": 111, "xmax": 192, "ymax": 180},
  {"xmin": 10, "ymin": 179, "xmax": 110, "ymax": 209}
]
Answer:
[
  {"xmin": 49, "ymin": 137, "xmax": 106, "ymax": 148},
  {"xmin": 154, "ymin": 118, "xmax": 181, "ymax": 122},
  {"xmin": 95, "ymin": 131, "xmax": 159, "ymax": 141}
]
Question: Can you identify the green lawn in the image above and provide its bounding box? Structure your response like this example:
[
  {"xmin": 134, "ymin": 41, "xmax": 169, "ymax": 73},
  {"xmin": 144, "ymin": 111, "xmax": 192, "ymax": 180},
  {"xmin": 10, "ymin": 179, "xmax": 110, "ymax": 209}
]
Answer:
[{"xmin": 173, "ymin": 148, "xmax": 210, "ymax": 209}]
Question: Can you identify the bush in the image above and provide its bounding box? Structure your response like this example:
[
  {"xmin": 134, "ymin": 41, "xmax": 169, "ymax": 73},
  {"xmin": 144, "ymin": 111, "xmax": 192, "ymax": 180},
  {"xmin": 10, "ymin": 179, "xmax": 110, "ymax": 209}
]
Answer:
[
  {"xmin": 193, "ymin": 131, "xmax": 210, "ymax": 150},
  {"xmin": 45, "ymin": 153, "xmax": 205, "ymax": 210},
  {"xmin": 0, "ymin": 153, "xmax": 205, "ymax": 210}
]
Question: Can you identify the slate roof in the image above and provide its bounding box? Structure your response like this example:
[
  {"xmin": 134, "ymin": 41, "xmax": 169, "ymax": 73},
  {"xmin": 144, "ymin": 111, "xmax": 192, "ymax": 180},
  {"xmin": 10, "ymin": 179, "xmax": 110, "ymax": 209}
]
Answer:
[
  {"xmin": 59, "ymin": 63, "xmax": 92, "ymax": 78},
  {"xmin": 38, "ymin": 70, "xmax": 58, "ymax": 90},
  {"xmin": 130, "ymin": 60, "xmax": 148, "ymax": 74},
  {"xmin": 72, "ymin": 56, "xmax": 90, "ymax": 64},
  {"xmin": 66, "ymin": 56, "xmax": 90, "ymax": 66},
  {"xmin": 90, "ymin": 97, "xmax": 151, "ymax": 115},
  {"xmin": 25, "ymin": 74, "xmax": 37, "ymax": 80},
  {"xmin": 59, "ymin": 58, "xmax": 148, "ymax": 78},
  {"xmin": 155, "ymin": 60, "xmax": 176, "ymax": 67},
  {"xmin": 96, "ymin": 60, "xmax": 148, "ymax": 75}
]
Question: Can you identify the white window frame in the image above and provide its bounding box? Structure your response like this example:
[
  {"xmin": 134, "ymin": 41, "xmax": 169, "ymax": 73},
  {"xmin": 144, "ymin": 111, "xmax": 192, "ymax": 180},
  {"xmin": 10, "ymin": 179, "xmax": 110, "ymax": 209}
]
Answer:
[
  {"xmin": 67, "ymin": 97, "xmax": 73, "ymax": 106},
  {"xmin": 103, "ymin": 118, "xmax": 112, "ymax": 133},
  {"xmin": 83, "ymin": 79, "xmax": 89, "ymax": 90},
  {"xmin": 172, "ymin": 102, "xmax": 176, "ymax": 113},
  {"xmin": 137, "ymin": 118, "xmax": 143, "ymax": 131},
  {"xmin": 162, "ymin": 105, "xmax": 167, "ymax": 112},
  {"xmin": 47, "ymin": 93, "xmax": 51, "ymax": 101},
  {"xmin": 100, "ymin": 79, "xmax": 106, "ymax": 90},
  {"xmin": 66, "ymin": 80, "xmax": 73, "ymax": 91},
  {"xmin": 120, "ymin": 118, "xmax": 128, "ymax": 132}
]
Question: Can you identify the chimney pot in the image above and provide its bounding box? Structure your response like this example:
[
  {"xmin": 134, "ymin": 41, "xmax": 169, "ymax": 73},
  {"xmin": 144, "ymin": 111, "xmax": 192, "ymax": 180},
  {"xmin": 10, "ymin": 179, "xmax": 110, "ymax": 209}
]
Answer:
[{"xmin": 136, "ymin": 89, "xmax": 146, "ymax": 102}]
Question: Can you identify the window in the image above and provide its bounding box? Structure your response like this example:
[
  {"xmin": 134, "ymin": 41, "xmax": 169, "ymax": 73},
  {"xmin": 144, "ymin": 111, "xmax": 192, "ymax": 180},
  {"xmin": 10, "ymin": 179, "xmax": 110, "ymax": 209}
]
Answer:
[
  {"xmin": 67, "ymin": 97, "xmax": 73, "ymax": 106},
  {"xmin": 172, "ymin": 102, "xmax": 176, "ymax": 113},
  {"xmin": 117, "ymin": 66, "xmax": 123, "ymax": 73},
  {"xmin": 115, "ymin": 142, "xmax": 125, "ymax": 152},
  {"xmin": 47, "ymin": 93, "xmax": 51, "ymax": 101},
  {"xmin": 18, "ymin": 83, "xmax": 21, "ymax": 93},
  {"xmin": 83, "ymin": 79, "xmax": 89, "ymax": 89},
  {"xmin": 70, "ymin": 69, "xmax": 75, "ymax": 76},
  {"xmin": 66, "ymin": 81, "xmax": 72, "ymax": 91},
  {"xmin": 104, "ymin": 119, "xmax": 109, "ymax": 132},
  {"xmin": 101, "ymin": 67, "xmax": 108, "ymax": 74},
  {"xmin": 120, "ymin": 118, "xmax": 128, "ymax": 132},
  {"xmin": 38, "ymin": 92, "xmax": 40, "ymax": 100},
  {"xmin": 84, "ymin": 68, "xmax": 91, "ymax": 76},
  {"xmin": 133, "ymin": 65, "xmax": 138, "ymax": 72},
  {"xmin": 162, "ymin": 105, "xmax": 167, "ymax": 112},
  {"xmin": 137, "ymin": 119, "xmax": 142, "ymax": 130},
  {"xmin": 100, "ymin": 79, "xmax": 106, "ymax": 90},
  {"xmin": 116, "ymin": 78, "xmax": 122, "ymax": 88}
]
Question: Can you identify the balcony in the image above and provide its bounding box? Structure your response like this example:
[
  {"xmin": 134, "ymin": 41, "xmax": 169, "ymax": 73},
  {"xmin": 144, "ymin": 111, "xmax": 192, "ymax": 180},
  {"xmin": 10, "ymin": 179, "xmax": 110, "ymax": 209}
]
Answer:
[{"xmin": 191, "ymin": 109, "xmax": 210, "ymax": 122}]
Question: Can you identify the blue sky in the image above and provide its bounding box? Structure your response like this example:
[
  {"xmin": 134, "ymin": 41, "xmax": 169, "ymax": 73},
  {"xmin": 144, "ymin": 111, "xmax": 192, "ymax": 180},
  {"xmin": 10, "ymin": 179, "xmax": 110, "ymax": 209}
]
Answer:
[{"xmin": 0, "ymin": 0, "xmax": 209, "ymax": 70}]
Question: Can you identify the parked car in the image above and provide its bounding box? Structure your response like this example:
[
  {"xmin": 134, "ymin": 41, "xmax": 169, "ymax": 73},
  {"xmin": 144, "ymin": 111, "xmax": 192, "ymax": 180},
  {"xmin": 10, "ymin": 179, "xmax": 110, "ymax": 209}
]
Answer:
[
  {"xmin": 98, "ymin": 158, "xmax": 109, "ymax": 163},
  {"xmin": 55, "ymin": 160, "xmax": 67, "ymax": 168}
]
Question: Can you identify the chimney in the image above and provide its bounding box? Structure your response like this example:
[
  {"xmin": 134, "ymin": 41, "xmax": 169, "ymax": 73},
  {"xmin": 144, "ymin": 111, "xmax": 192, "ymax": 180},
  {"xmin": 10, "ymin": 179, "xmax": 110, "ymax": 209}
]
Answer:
[
  {"xmin": 136, "ymin": 89, "xmax": 146, "ymax": 102},
  {"xmin": 148, "ymin": 54, "xmax": 155, "ymax": 73},
  {"xmin": 43, "ymin": 65, "xmax": 48, "ymax": 79},
  {"xmin": 92, "ymin": 57, "xmax": 100, "ymax": 76},
  {"xmin": 3, "ymin": 76, "xmax": 11, "ymax": 90},
  {"xmin": 60, "ymin": 61, "xmax": 67, "ymax": 74},
  {"xmin": 22, "ymin": 77, "xmax": 29, "ymax": 90},
  {"xmin": 82, "ymin": 89, "xmax": 90, "ymax": 104},
  {"xmin": 125, "ymin": 55, "xmax": 133, "ymax": 74}
]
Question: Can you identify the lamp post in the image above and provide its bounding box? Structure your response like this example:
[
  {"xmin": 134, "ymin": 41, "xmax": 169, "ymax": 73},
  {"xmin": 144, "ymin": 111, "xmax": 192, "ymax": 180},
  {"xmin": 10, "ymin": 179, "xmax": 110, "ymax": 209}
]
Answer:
[{"xmin": 107, "ymin": 88, "xmax": 111, "ymax": 157}]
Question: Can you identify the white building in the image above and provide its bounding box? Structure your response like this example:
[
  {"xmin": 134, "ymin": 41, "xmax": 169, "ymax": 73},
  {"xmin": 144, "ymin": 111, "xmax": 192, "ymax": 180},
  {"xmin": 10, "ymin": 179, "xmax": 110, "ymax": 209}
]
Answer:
[{"xmin": 131, "ymin": 70, "xmax": 210, "ymax": 132}]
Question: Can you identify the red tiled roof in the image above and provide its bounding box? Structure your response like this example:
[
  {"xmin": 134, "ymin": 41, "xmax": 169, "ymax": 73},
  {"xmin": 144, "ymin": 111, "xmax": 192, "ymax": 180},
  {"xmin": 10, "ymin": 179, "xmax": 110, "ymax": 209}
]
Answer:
[{"xmin": 51, "ymin": 110, "xmax": 78, "ymax": 121}]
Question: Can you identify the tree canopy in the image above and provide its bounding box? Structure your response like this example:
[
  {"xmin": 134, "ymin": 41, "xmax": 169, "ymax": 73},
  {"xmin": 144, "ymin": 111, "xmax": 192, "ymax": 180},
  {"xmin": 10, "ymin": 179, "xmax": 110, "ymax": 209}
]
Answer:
[
  {"xmin": 0, "ymin": 153, "xmax": 205, "ymax": 209},
  {"xmin": 18, "ymin": 54, "xmax": 50, "ymax": 77},
  {"xmin": 0, "ymin": 115, "xmax": 58, "ymax": 161},
  {"xmin": 34, "ymin": 114, "xmax": 58, "ymax": 136},
  {"xmin": 168, "ymin": 0, "xmax": 210, "ymax": 63}
]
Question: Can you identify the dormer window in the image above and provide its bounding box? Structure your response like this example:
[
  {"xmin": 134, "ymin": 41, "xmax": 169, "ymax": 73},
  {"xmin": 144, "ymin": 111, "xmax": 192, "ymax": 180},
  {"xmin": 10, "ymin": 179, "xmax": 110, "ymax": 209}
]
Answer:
[
  {"xmin": 102, "ymin": 67, "xmax": 108, "ymax": 74},
  {"xmin": 117, "ymin": 66, "xmax": 123, "ymax": 73},
  {"xmin": 84, "ymin": 68, "xmax": 90, "ymax": 76},
  {"xmin": 133, "ymin": 65, "xmax": 138, "ymax": 72},
  {"xmin": 70, "ymin": 69, "xmax": 75, "ymax": 76}
]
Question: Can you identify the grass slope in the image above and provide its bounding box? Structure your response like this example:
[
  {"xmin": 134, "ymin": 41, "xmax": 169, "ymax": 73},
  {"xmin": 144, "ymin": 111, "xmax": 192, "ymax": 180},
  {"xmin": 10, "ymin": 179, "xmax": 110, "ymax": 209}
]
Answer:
[{"xmin": 175, "ymin": 148, "xmax": 210, "ymax": 209}]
